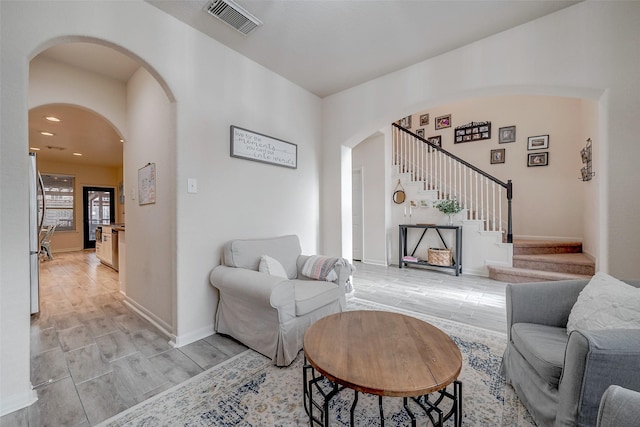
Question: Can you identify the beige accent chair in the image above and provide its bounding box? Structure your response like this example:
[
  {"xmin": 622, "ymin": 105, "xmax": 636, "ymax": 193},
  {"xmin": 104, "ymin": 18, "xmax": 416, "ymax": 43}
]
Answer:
[{"xmin": 209, "ymin": 235, "xmax": 351, "ymax": 366}]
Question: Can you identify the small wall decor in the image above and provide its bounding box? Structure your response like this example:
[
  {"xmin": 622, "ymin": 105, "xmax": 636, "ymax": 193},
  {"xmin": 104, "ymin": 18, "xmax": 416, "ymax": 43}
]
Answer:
[
  {"xmin": 491, "ymin": 148, "xmax": 505, "ymax": 164},
  {"xmin": 580, "ymin": 138, "xmax": 595, "ymax": 181},
  {"xmin": 138, "ymin": 163, "xmax": 156, "ymax": 205},
  {"xmin": 454, "ymin": 121, "xmax": 491, "ymax": 143},
  {"xmin": 426, "ymin": 135, "xmax": 442, "ymax": 147},
  {"xmin": 420, "ymin": 114, "xmax": 430, "ymax": 126},
  {"xmin": 499, "ymin": 126, "xmax": 516, "ymax": 143},
  {"xmin": 528, "ymin": 152, "xmax": 548, "ymax": 167},
  {"xmin": 527, "ymin": 134, "xmax": 549, "ymax": 150},
  {"xmin": 435, "ymin": 114, "xmax": 451, "ymax": 130},
  {"xmin": 398, "ymin": 115, "xmax": 412, "ymax": 129},
  {"xmin": 416, "ymin": 128, "xmax": 425, "ymax": 138},
  {"xmin": 231, "ymin": 125, "xmax": 297, "ymax": 169},
  {"xmin": 393, "ymin": 179, "xmax": 406, "ymax": 204}
]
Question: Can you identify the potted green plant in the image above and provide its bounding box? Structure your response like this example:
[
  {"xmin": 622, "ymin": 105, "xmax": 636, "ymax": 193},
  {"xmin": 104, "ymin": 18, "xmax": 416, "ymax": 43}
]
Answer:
[{"xmin": 434, "ymin": 198, "xmax": 462, "ymax": 225}]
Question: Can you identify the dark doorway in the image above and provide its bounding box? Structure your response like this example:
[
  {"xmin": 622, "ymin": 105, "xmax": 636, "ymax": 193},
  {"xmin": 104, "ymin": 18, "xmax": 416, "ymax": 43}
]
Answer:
[{"xmin": 83, "ymin": 187, "xmax": 115, "ymax": 249}]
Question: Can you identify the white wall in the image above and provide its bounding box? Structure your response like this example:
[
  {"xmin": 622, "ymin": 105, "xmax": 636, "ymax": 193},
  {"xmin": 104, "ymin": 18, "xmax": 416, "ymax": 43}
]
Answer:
[
  {"xmin": 0, "ymin": 0, "xmax": 322, "ymax": 414},
  {"xmin": 352, "ymin": 132, "xmax": 386, "ymax": 265},
  {"xmin": 124, "ymin": 67, "xmax": 176, "ymax": 335},
  {"xmin": 321, "ymin": 2, "xmax": 640, "ymax": 279},
  {"xmin": 29, "ymin": 56, "xmax": 127, "ymax": 133}
]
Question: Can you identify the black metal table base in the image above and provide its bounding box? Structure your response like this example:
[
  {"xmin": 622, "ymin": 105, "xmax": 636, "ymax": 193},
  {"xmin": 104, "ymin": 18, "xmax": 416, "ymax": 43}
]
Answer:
[{"xmin": 303, "ymin": 359, "xmax": 462, "ymax": 427}]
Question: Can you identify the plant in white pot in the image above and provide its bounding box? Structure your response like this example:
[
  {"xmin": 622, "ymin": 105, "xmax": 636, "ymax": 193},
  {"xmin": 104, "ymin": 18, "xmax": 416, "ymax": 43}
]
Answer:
[{"xmin": 434, "ymin": 198, "xmax": 462, "ymax": 225}]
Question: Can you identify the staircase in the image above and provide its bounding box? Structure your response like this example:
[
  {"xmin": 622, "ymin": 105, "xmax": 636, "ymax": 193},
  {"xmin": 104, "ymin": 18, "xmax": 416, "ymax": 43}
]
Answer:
[{"xmin": 488, "ymin": 240, "xmax": 595, "ymax": 283}]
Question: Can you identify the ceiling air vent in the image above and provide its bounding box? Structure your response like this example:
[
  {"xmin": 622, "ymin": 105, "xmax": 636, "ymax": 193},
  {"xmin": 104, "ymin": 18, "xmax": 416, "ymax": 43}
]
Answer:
[{"xmin": 205, "ymin": 0, "xmax": 262, "ymax": 36}]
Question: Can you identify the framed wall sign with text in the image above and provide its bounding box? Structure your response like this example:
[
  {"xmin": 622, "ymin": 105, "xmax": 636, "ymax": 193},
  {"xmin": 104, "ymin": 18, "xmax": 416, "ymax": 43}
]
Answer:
[{"xmin": 230, "ymin": 126, "xmax": 297, "ymax": 169}]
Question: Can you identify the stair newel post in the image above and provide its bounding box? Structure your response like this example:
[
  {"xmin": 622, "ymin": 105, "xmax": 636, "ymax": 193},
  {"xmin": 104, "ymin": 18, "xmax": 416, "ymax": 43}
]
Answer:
[{"xmin": 506, "ymin": 180, "xmax": 513, "ymax": 243}]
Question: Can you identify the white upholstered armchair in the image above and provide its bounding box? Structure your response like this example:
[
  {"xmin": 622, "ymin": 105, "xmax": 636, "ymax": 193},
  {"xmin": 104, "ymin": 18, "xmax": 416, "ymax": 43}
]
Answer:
[{"xmin": 209, "ymin": 235, "xmax": 352, "ymax": 366}]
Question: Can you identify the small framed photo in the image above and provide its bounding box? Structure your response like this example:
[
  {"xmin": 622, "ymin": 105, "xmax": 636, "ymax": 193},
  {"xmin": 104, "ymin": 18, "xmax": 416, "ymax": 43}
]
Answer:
[
  {"xmin": 435, "ymin": 114, "xmax": 451, "ymax": 130},
  {"xmin": 399, "ymin": 115, "xmax": 412, "ymax": 129},
  {"xmin": 420, "ymin": 114, "xmax": 429, "ymax": 126},
  {"xmin": 491, "ymin": 149, "xmax": 505, "ymax": 164},
  {"xmin": 528, "ymin": 134, "xmax": 549, "ymax": 150},
  {"xmin": 528, "ymin": 152, "xmax": 549, "ymax": 167},
  {"xmin": 416, "ymin": 128, "xmax": 425, "ymax": 138},
  {"xmin": 499, "ymin": 126, "xmax": 516, "ymax": 143},
  {"xmin": 427, "ymin": 135, "xmax": 441, "ymax": 147}
]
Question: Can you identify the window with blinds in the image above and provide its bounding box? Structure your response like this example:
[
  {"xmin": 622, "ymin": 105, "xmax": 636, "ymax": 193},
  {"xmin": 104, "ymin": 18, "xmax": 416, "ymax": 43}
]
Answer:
[{"xmin": 42, "ymin": 174, "xmax": 75, "ymax": 231}]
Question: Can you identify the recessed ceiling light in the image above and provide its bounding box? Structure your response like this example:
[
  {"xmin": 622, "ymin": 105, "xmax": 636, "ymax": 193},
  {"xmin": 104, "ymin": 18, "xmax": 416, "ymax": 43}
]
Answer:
[
  {"xmin": 44, "ymin": 116, "xmax": 61, "ymax": 122},
  {"xmin": 30, "ymin": 147, "xmax": 41, "ymax": 151},
  {"xmin": 72, "ymin": 152, "xmax": 83, "ymax": 156},
  {"xmin": 40, "ymin": 131, "xmax": 55, "ymax": 136}
]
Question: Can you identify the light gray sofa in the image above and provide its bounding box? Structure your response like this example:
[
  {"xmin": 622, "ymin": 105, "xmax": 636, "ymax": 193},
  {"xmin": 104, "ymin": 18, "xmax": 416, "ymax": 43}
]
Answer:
[
  {"xmin": 209, "ymin": 235, "xmax": 351, "ymax": 366},
  {"xmin": 501, "ymin": 279, "xmax": 640, "ymax": 427},
  {"xmin": 597, "ymin": 385, "xmax": 640, "ymax": 427}
]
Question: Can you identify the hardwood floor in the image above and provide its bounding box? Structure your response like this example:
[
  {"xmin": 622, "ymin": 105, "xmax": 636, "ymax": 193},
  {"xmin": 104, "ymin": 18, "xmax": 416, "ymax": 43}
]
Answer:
[{"xmin": 1, "ymin": 252, "xmax": 508, "ymax": 426}]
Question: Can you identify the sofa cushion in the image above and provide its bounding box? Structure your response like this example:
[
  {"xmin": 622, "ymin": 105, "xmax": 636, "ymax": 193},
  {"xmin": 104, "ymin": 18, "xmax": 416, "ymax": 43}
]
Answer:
[
  {"xmin": 223, "ymin": 235, "xmax": 301, "ymax": 279},
  {"xmin": 259, "ymin": 255, "xmax": 288, "ymax": 278},
  {"xmin": 291, "ymin": 279, "xmax": 340, "ymax": 316},
  {"xmin": 567, "ymin": 271, "xmax": 640, "ymax": 335},
  {"xmin": 511, "ymin": 323, "xmax": 569, "ymax": 387}
]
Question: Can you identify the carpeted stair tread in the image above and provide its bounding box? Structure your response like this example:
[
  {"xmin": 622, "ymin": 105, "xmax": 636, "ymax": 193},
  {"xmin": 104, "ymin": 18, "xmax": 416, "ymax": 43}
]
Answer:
[
  {"xmin": 513, "ymin": 253, "xmax": 595, "ymax": 275},
  {"xmin": 488, "ymin": 265, "xmax": 592, "ymax": 283},
  {"xmin": 512, "ymin": 240, "xmax": 582, "ymax": 255}
]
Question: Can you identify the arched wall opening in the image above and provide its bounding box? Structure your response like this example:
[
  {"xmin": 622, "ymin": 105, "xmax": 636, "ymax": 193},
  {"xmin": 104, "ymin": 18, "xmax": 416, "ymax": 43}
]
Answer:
[
  {"xmin": 343, "ymin": 87, "xmax": 604, "ymax": 271},
  {"xmin": 28, "ymin": 38, "xmax": 179, "ymax": 341},
  {"xmin": 29, "ymin": 102, "xmax": 126, "ymax": 252}
]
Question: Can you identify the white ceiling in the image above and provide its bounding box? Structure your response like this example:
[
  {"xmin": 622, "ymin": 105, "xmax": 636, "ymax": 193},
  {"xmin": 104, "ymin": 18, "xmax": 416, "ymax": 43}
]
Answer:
[
  {"xmin": 32, "ymin": 0, "xmax": 580, "ymax": 168},
  {"xmin": 30, "ymin": 104, "xmax": 124, "ymax": 168},
  {"xmin": 148, "ymin": 0, "xmax": 580, "ymax": 98}
]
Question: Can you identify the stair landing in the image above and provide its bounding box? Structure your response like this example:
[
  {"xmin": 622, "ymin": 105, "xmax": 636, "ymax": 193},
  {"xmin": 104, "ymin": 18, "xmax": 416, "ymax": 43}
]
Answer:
[{"xmin": 489, "ymin": 240, "xmax": 595, "ymax": 283}]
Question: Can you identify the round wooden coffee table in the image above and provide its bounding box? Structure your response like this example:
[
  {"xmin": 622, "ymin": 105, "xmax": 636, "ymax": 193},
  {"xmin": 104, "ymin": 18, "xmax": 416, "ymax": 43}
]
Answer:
[{"xmin": 303, "ymin": 310, "xmax": 462, "ymax": 426}]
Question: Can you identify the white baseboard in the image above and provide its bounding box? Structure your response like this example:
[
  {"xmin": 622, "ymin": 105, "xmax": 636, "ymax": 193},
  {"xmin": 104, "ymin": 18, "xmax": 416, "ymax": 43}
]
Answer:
[
  {"xmin": 170, "ymin": 324, "xmax": 215, "ymax": 348},
  {"xmin": 123, "ymin": 298, "xmax": 175, "ymax": 343},
  {"xmin": 462, "ymin": 266, "xmax": 489, "ymax": 277},
  {"xmin": 361, "ymin": 258, "xmax": 388, "ymax": 267},
  {"xmin": 0, "ymin": 388, "xmax": 37, "ymax": 417}
]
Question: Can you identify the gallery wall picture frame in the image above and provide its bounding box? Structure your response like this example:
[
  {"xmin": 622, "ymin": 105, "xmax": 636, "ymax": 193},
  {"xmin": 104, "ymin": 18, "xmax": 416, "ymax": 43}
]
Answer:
[
  {"xmin": 420, "ymin": 114, "xmax": 430, "ymax": 126},
  {"xmin": 454, "ymin": 121, "xmax": 491, "ymax": 143},
  {"xmin": 399, "ymin": 115, "xmax": 412, "ymax": 129},
  {"xmin": 427, "ymin": 135, "xmax": 442, "ymax": 147},
  {"xmin": 435, "ymin": 114, "xmax": 451, "ymax": 130},
  {"xmin": 528, "ymin": 151, "xmax": 549, "ymax": 167},
  {"xmin": 528, "ymin": 134, "xmax": 549, "ymax": 150},
  {"xmin": 416, "ymin": 128, "xmax": 425, "ymax": 138},
  {"xmin": 499, "ymin": 126, "xmax": 516, "ymax": 143},
  {"xmin": 491, "ymin": 148, "xmax": 505, "ymax": 164}
]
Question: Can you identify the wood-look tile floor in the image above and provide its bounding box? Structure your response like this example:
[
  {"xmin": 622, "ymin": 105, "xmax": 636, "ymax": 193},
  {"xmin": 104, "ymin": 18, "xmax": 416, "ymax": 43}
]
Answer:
[
  {"xmin": 2, "ymin": 251, "xmax": 248, "ymax": 427},
  {"xmin": 2, "ymin": 253, "xmax": 508, "ymax": 426}
]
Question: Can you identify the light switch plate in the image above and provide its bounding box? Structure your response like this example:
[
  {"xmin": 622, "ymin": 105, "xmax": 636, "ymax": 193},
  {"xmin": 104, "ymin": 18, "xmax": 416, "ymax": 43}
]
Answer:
[{"xmin": 187, "ymin": 178, "xmax": 198, "ymax": 194}]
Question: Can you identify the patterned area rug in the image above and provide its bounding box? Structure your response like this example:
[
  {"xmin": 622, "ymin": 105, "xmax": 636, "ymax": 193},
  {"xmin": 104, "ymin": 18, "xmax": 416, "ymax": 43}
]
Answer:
[{"xmin": 100, "ymin": 297, "xmax": 535, "ymax": 426}]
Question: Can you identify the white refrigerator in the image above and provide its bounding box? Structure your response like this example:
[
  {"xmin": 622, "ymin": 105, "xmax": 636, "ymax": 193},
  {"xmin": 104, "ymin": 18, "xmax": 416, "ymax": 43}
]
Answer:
[{"xmin": 29, "ymin": 153, "xmax": 45, "ymax": 315}]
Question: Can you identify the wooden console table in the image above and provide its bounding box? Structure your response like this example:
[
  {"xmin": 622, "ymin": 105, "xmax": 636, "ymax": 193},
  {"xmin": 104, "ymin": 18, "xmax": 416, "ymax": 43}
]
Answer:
[{"xmin": 399, "ymin": 224, "xmax": 462, "ymax": 276}]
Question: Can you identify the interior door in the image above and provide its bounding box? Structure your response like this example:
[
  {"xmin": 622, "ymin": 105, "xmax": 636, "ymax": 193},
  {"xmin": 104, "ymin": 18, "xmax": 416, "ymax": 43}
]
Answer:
[{"xmin": 83, "ymin": 187, "xmax": 115, "ymax": 249}]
